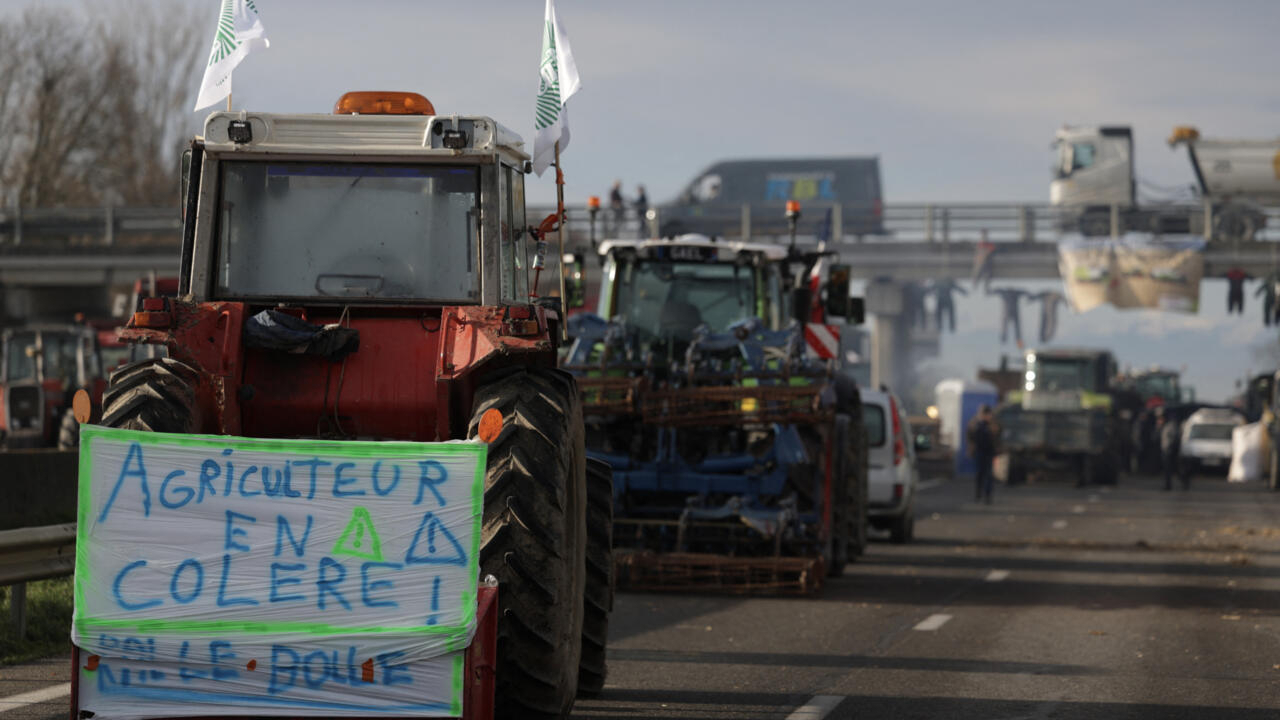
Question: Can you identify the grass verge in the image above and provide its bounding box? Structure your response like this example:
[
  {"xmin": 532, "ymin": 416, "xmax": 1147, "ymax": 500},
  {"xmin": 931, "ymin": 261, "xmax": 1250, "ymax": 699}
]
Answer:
[{"xmin": 0, "ymin": 577, "xmax": 72, "ymax": 666}]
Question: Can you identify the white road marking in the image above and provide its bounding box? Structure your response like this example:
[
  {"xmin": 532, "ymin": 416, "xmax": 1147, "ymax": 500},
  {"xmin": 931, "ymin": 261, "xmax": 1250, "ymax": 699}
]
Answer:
[
  {"xmin": 1088, "ymin": 494, "xmax": 1100, "ymax": 503},
  {"xmin": 917, "ymin": 478, "xmax": 946, "ymax": 491},
  {"xmin": 786, "ymin": 695, "xmax": 845, "ymax": 719},
  {"xmin": 1071, "ymin": 504, "xmax": 1086, "ymax": 514},
  {"xmin": 1051, "ymin": 519, "xmax": 1068, "ymax": 529},
  {"xmin": 985, "ymin": 569, "xmax": 1010, "ymax": 582},
  {"xmin": 0, "ymin": 682, "xmax": 71, "ymax": 713},
  {"xmin": 913, "ymin": 613, "xmax": 953, "ymax": 631}
]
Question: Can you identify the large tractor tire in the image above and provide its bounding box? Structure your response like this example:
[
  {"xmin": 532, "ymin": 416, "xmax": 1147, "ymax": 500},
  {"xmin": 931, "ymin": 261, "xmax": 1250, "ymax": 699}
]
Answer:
[
  {"xmin": 469, "ymin": 367, "xmax": 587, "ymax": 719},
  {"xmin": 578, "ymin": 457, "xmax": 614, "ymax": 696},
  {"xmin": 835, "ymin": 375, "xmax": 869, "ymax": 560},
  {"xmin": 57, "ymin": 408, "xmax": 79, "ymax": 449},
  {"xmin": 824, "ymin": 414, "xmax": 851, "ymax": 578},
  {"xmin": 100, "ymin": 359, "xmax": 199, "ymax": 433}
]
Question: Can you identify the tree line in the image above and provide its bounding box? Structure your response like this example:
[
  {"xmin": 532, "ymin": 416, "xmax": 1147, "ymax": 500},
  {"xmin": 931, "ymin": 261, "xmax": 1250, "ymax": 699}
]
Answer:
[{"xmin": 0, "ymin": 2, "xmax": 202, "ymax": 208}]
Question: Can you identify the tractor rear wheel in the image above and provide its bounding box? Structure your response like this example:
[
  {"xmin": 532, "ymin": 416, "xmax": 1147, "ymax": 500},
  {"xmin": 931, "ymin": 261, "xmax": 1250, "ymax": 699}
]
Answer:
[
  {"xmin": 57, "ymin": 408, "xmax": 79, "ymax": 449},
  {"xmin": 578, "ymin": 457, "xmax": 614, "ymax": 696},
  {"xmin": 469, "ymin": 368, "xmax": 587, "ymax": 719},
  {"xmin": 99, "ymin": 359, "xmax": 199, "ymax": 433},
  {"xmin": 825, "ymin": 413, "xmax": 851, "ymax": 577}
]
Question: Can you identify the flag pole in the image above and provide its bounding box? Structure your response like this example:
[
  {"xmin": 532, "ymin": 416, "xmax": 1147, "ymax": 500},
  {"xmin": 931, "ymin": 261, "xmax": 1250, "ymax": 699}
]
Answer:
[
  {"xmin": 226, "ymin": 76, "xmax": 232, "ymax": 111},
  {"xmin": 555, "ymin": 140, "xmax": 568, "ymax": 340}
]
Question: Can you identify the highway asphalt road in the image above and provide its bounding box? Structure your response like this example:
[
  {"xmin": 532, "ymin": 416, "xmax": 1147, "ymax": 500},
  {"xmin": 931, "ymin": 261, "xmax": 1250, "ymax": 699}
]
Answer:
[
  {"xmin": 3, "ymin": 471, "xmax": 1278, "ymax": 719},
  {"xmin": 571, "ymin": 472, "xmax": 1280, "ymax": 719}
]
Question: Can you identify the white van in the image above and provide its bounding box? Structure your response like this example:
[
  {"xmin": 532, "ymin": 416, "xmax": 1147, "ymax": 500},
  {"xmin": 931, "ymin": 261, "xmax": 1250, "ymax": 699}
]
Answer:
[
  {"xmin": 1180, "ymin": 408, "xmax": 1245, "ymax": 476},
  {"xmin": 861, "ymin": 389, "xmax": 918, "ymax": 542}
]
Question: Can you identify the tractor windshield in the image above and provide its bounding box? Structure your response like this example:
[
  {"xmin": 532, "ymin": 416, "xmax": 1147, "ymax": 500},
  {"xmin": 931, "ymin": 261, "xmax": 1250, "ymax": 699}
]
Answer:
[
  {"xmin": 4, "ymin": 331, "xmax": 36, "ymax": 382},
  {"xmin": 1028, "ymin": 357, "xmax": 1097, "ymax": 393},
  {"xmin": 216, "ymin": 162, "xmax": 480, "ymax": 302},
  {"xmin": 613, "ymin": 259, "xmax": 760, "ymax": 341}
]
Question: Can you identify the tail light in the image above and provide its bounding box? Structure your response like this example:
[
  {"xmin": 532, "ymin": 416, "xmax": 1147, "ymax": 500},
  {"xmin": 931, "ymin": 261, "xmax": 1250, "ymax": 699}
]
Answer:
[
  {"xmin": 889, "ymin": 395, "xmax": 904, "ymax": 467},
  {"xmin": 893, "ymin": 483, "xmax": 904, "ymax": 501}
]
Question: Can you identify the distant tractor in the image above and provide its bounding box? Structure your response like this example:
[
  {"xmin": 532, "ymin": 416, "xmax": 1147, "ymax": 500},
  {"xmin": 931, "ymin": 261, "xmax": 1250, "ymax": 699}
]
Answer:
[
  {"xmin": 1000, "ymin": 348, "xmax": 1124, "ymax": 486},
  {"xmin": 91, "ymin": 91, "xmax": 609, "ymax": 717},
  {"xmin": 563, "ymin": 235, "xmax": 867, "ymax": 592},
  {"xmin": 0, "ymin": 324, "xmax": 106, "ymax": 449}
]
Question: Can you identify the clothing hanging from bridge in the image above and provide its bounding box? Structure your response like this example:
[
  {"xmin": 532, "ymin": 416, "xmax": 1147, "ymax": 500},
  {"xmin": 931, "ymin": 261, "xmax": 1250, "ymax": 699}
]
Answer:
[
  {"xmin": 1030, "ymin": 291, "xmax": 1068, "ymax": 343},
  {"xmin": 971, "ymin": 238, "xmax": 997, "ymax": 291},
  {"xmin": 988, "ymin": 287, "xmax": 1028, "ymax": 345},
  {"xmin": 1257, "ymin": 271, "xmax": 1280, "ymax": 326},
  {"xmin": 930, "ymin": 279, "xmax": 967, "ymax": 333}
]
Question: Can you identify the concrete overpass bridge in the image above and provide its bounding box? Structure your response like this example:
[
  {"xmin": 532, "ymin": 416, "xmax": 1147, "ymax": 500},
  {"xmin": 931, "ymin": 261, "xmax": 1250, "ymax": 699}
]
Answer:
[{"xmin": 2, "ymin": 203, "xmax": 1277, "ymax": 391}]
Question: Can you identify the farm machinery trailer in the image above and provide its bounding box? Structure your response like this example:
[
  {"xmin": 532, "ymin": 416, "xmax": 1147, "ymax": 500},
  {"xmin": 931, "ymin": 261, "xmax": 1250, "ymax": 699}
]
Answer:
[{"xmin": 563, "ymin": 236, "xmax": 867, "ymax": 594}]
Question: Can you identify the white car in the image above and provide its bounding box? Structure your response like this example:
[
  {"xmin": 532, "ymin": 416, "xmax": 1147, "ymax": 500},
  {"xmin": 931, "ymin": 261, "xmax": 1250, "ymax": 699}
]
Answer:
[
  {"xmin": 861, "ymin": 389, "xmax": 918, "ymax": 542},
  {"xmin": 1180, "ymin": 408, "xmax": 1245, "ymax": 475}
]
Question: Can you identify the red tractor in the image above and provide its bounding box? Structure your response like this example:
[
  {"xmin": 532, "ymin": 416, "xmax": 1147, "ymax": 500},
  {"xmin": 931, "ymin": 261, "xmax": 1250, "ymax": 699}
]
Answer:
[
  {"xmin": 1, "ymin": 324, "xmax": 107, "ymax": 449},
  {"xmin": 88, "ymin": 91, "xmax": 610, "ymax": 718}
]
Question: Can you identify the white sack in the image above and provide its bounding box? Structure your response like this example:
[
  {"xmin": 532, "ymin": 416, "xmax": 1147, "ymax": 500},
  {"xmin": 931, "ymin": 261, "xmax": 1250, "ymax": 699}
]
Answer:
[{"xmin": 1228, "ymin": 422, "xmax": 1265, "ymax": 482}]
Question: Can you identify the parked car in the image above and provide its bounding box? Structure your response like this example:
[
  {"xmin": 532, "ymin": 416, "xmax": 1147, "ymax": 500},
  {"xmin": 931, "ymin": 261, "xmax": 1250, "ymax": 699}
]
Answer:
[
  {"xmin": 1180, "ymin": 408, "xmax": 1245, "ymax": 477},
  {"xmin": 862, "ymin": 388, "xmax": 918, "ymax": 542}
]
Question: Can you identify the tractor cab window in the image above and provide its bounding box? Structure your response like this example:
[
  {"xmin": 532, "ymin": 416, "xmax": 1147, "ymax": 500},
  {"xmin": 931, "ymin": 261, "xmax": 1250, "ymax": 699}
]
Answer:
[
  {"xmin": 613, "ymin": 259, "xmax": 758, "ymax": 342},
  {"xmin": 40, "ymin": 332, "xmax": 80, "ymax": 385},
  {"xmin": 216, "ymin": 162, "xmax": 480, "ymax": 302},
  {"xmin": 5, "ymin": 331, "xmax": 37, "ymax": 382},
  {"xmin": 499, "ymin": 165, "xmax": 529, "ymax": 302},
  {"xmin": 1028, "ymin": 356, "xmax": 1096, "ymax": 393}
]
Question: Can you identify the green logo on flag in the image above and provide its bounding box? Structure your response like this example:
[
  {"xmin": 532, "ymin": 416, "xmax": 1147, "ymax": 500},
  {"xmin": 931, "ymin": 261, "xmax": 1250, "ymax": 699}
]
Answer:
[
  {"xmin": 534, "ymin": 20, "xmax": 561, "ymax": 131},
  {"xmin": 207, "ymin": 0, "xmax": 238, "ymax": 67}
]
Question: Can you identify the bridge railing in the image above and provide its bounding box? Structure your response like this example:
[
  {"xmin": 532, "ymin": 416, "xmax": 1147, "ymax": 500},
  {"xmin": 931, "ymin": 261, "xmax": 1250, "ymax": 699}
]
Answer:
[
  {"xmin": 533, "ymin": 202, "xmax": 1280, "ymax": 245},
  {"xmin": 1, "ymin": 203, "xmax": 1277, "ymax": 251}
]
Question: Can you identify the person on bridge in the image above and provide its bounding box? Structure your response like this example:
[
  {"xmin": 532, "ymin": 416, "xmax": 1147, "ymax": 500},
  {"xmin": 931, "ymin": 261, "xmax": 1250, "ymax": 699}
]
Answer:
[
  {"xmin": 987, "ymin": 287, "xmax": 1028, "ymax": 345},
  {"xmin": 633, "ymin": 185, "xmax": 649, "ymax": 238},
  {"xmin": 967, "ymin": 405, "xmax": 998, "ymax": 504},
  {"xmin": 1030, "ymin": 290, "xmax": 1068, "ymax": 342},
  {"xmin": 930, "ymin": 279, "xmax": 967, "ymax": 332},
  {"xmin": 609, "ymin": 180, "xmax": 625, "ymax": 235}
]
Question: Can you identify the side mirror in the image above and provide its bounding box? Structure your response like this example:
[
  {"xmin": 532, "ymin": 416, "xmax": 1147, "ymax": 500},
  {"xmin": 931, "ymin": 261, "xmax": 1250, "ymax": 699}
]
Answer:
[
  {"xmin": 823, "ymin": 264, "xmax": 851, "ymax": 319},
  {"xmin": 791, "ymin": 287, "xmax": 812, "ymax": 324},
  {"xmin": 914, "ymin": 433, "xmax": 932, "ymax": 452},
  {"xmin": 564, "ymin": 253, "xmax": 586, "ymax": 309}
]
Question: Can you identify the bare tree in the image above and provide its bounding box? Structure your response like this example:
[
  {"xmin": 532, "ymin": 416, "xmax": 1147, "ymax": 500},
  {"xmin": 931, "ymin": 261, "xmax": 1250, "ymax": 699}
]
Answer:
[{"xmin": 0, "ymin": 1, "xmax": 202, "ymax": 208}]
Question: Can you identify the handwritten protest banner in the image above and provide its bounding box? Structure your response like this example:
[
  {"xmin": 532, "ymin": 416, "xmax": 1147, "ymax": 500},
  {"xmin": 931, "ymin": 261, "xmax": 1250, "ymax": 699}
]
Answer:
[{"xmin": 72, "ymin": 425, "xmax": 485, "ymax": 717}]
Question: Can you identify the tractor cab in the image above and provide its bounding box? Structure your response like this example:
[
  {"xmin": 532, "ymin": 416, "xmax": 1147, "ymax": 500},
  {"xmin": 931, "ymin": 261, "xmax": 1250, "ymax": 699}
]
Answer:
[
  {"xmin": 566, "ymin": 234, "xmax": 856, "ymax": 369},
  {"xmin": 127, "ymin": 91, "xmax": 558, "ymax": 441}
]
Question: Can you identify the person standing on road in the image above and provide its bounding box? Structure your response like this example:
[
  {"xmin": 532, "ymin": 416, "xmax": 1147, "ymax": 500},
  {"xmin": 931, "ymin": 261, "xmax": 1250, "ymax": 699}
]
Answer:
[
  {"xmin": 968, "ymin": 405, "xmax": 998, "ymax": 504},
  {"xmin": 1158, "ymin": 409, "xmax": 1185, "ymax": 491}
]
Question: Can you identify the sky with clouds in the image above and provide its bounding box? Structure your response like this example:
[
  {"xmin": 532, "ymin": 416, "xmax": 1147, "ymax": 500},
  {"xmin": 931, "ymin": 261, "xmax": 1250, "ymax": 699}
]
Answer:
[{"xmin": 4, "ymin": 0, "xmax": 1277, "ymax": 401}]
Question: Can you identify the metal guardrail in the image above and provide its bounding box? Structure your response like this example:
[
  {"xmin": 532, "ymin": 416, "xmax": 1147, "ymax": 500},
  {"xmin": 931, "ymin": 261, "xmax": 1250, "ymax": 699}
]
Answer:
[{"xmin": 0, "ymin": 522, "xmax": 76, "ymax": 636}]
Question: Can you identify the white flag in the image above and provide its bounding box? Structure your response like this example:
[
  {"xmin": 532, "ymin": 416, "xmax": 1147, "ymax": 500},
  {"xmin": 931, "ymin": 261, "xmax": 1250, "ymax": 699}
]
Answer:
[
  {"xmin": 532, "ymin": 0, "xmax": 581, "ymax": 176},
  {"xmin": 193, "ymin": 0, "xmax": 270, "ymax": 112}
]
